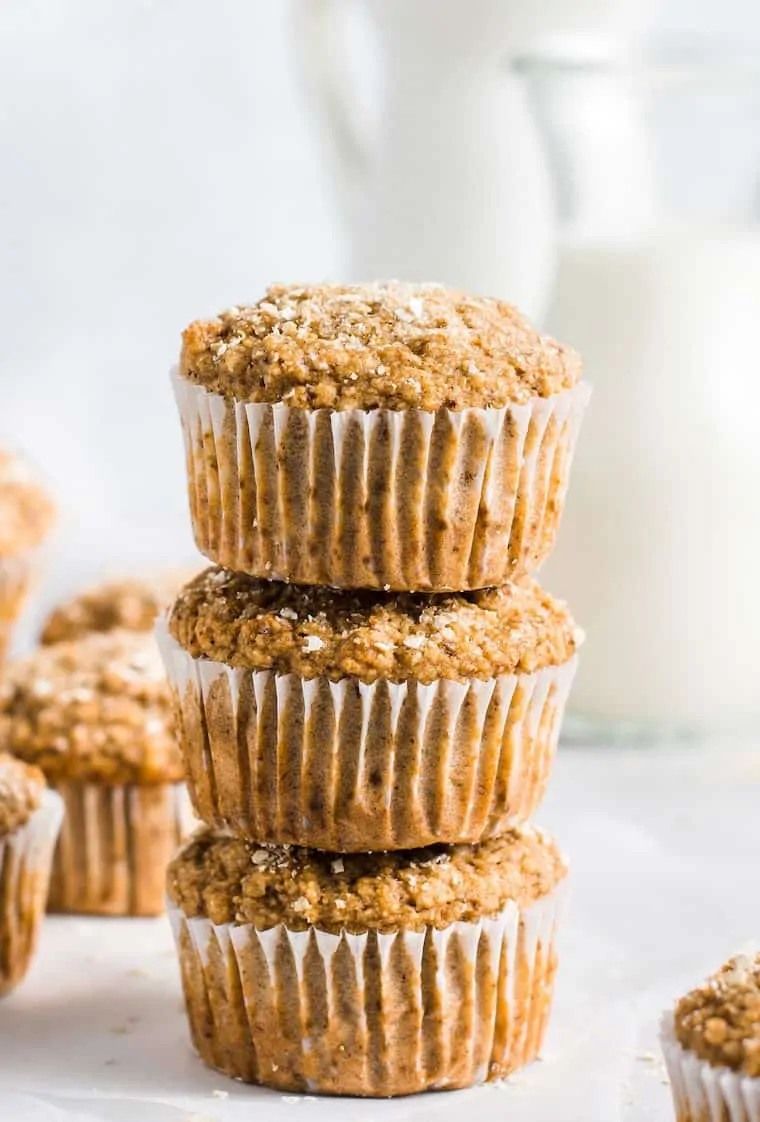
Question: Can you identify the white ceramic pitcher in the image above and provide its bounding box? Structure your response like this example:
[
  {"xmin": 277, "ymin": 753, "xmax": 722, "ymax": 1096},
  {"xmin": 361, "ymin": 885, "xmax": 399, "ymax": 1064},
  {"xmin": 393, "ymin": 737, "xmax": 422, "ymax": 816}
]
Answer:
[{"xmin": 293, "ymin": 0, "xmax": 656, "ymax": 319}]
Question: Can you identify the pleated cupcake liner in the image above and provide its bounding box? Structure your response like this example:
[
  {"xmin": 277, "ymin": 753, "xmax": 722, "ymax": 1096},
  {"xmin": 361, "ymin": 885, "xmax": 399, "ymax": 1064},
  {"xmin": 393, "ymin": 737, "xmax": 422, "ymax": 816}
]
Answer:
[
  {"xmin": 0, "ymin": 790, "xmax": 63, "ymax": 996},
  {"xmin": 661, "ymin": 1013, "xmax": 760, "ymax": 1122},
  {"xmin": 157, "ymin": 621, "xmax": 576, "ymax": 850},
  {"xmin": 168, "ymin": 874, "xmax": 567, "ymax": 1097},
  {"xmin": 48, "ymin": 780, "xmax": 194, "ymax": 917},
  {"xmin": 172, "ymin": 372, "xmax": 590, "ymax": 590}
]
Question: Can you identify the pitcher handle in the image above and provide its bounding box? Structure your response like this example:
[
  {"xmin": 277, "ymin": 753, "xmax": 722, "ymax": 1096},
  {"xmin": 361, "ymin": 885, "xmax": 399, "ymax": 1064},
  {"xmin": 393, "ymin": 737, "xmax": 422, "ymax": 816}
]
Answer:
[{"xmin": 292, "ymin": 0, "xmax": 369, "ymax": 219}]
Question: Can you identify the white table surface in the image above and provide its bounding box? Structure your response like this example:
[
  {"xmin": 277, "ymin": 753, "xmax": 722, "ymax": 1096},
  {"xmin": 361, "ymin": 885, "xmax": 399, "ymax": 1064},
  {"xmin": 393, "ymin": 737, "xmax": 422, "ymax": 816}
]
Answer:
[{"xmin": 1, "ymin": 740, "xmax": 758, "ymax": 1122}]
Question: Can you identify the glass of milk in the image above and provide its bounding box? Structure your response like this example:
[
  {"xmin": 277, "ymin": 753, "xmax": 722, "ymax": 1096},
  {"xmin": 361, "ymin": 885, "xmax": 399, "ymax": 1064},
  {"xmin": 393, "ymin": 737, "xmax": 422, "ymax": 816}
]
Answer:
[{"xmin": 517, "ymin": 48, "xmax": 760, "ymax": 740}]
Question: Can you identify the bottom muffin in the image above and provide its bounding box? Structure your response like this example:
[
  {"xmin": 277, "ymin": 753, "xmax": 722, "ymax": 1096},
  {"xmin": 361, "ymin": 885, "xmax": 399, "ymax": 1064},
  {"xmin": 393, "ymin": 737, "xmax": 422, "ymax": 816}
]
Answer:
[
  {"xmin": 661, "ymin": 953, "xmax": 760, "ymax": 1122},
  {"xmin": 0, "ymin": 754, "xmax": 63, "ymax": 996},
  {"xmin": 167, "ymin": 826, "xmax": 568, "ymax": 1097}
]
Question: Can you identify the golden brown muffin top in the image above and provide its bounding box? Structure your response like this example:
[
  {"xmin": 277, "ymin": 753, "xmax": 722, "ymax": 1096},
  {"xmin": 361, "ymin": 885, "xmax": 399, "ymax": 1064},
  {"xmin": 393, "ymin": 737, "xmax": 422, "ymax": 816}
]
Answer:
[
  {"xmin": 0, "ymin": 752, "xmax": 45, "ymax": 838},
  {"xmin": 0, "ymin": 630, "xmax": 182, "ymax": 785},
  {"xmin": 0, "ymin": 448, "xmax": 55, "ymax": 556},
  {"xmin": 675, "ymin": 954, "xmax": 760, "ymax": 1075},
  {"xmin": 168, "ymin": 826, "xmax": 566, "ymax": 934},
  {"xmin": 168, "ymin": 568, "xmax": 580, "ymax": 685},
  {"xmin": 42, "ymin": 571, "xmax": 198, "ymax": 646},
  {"xmin": 179, "ymin": 282, "xmax": 581, "ymax": 411}
]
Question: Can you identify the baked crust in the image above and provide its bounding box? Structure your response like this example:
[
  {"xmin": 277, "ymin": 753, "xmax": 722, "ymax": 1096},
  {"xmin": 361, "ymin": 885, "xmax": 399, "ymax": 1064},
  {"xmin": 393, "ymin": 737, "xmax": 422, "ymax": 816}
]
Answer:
[
  {"xmin": 0, "ymin": 752, "xmax": 44, "ymax": 838},
  {"xmin": 168, "ymin": 825, "xmax": 567, "ymax": 934},
  {"xmin": 180, "ymin": 282, "xmax": 581, "ymax": 411},
  {"xmin": 675, "ymin": 954, "xmax": 760, "ymax": 1075},
  {"xmin": 168, "ymin": 568, "xmax": 579, "ymax": 684},
  {"xmin": 0, "ymin": 630, "xmax": 182, "ymax": 784}
]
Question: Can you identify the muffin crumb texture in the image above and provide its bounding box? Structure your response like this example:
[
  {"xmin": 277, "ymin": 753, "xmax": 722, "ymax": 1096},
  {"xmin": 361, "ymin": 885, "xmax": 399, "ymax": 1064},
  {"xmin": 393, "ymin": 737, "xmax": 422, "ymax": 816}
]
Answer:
[
  {"xmin": 0, "ymin": 448, "xmax": 55, "ymax": 556},
  {"xmin": 180, "ymin": 282, "xmax": 581, "ymax": 411},
  {"xmin": 0, "ymin": 630, "xmax": 182, "ymax": 784},
  {"xmin": 42, "ymin": 571, "xmax": 197, "ymax": 645},
  {"xmin": 168, "ymin": 826, "xmax": 566, "ymax": 934},
  {"xmin": 168, "ymin": 567, "xmax": 578, "ymax": 683},
  {"xmin": 0, "ymin": 752, "xmax": 45, "ymax": 837},
  {"xmin": 675, "ymin": 953, "xmax": 760, "ymax": 1075}
]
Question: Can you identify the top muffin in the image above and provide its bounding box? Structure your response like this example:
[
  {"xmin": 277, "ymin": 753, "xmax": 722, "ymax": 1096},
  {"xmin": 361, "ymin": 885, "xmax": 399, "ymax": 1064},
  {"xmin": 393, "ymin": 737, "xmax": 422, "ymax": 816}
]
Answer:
[
  {"xmin": 180, "ymin": 282, "xmax": 581, "ymax": 411},
  {"xmin": 674, "ymin": 953, "xmax": 760, "ymax": 1076},
  {"xmin": 0, "ymin": 448, "xmax": 55, "ymax": 557},
  {"xmin": 42, "ymin": 571, "xmax": 197, "ymax": 646}
]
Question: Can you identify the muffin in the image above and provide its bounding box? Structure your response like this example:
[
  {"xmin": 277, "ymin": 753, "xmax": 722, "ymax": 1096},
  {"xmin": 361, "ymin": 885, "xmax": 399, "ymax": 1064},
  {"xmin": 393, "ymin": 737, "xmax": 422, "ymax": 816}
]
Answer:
[
  {"xmin": 0, "ymin": 753, "xmax": 63, "ymax": 996},
  {"xmin": 158, "ymin": 567, "xmax": 580, "ymax": 851},
  {"xmin": 174, "ymin": 282, "xmax": 589, "ymax": 591},
  {"xmin": 168, "ymin": 824, "xmax": 567, "ymax": 1096},
  {"xmin": 0, "ymin": 630, "xmax": 192, "ymax": 916},
  {"xmin": 0, "ymin": 448, "xmax": 55, "ymax": 668},
  {"xmin": 661, "ymin": 953, "xmax": 760, "ymax": 1121},
  {"xmin": 42, "ymin": 570, "xmax": 197, "ymax": 645}
]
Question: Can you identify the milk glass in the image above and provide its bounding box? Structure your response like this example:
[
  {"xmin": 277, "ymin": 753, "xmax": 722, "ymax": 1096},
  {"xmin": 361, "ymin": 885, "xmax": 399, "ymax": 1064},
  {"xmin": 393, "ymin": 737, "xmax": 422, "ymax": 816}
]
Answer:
[{"xmin": 517, "ymin": 51, "xmax": 760, "ymax": 741}]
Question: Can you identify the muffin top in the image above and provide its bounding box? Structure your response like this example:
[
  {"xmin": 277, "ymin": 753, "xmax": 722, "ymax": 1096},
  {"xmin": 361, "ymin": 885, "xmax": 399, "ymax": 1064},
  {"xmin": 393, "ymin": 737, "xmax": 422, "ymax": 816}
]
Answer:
[
  {"xmin": 168, "ymin": 825, "xmax": 566, "ymax": 934},
  {"xmin": 0, "ymin": 448, "xmax": 55, "ymax": 557},
  {"xmin": 0, "ymin": 752, "xmax": 45, "ymax": 838},
  {"xmin": 0, "ymin": 630, "xmax": 182, "ymax": 785},
  {"xmin": 179, "ymin": 282, "xmax": 581, "ymax": 411},
  {"xmin": 674, "ymin": 954, "xmax": 760, "ymax": 1075},
  {"xmin": 168, "ymin": 567, "xmax": 580, "ymax": 684},
  {"xmin": 42, "ymin": 570, "xmax": 197, "ymax": 646}
]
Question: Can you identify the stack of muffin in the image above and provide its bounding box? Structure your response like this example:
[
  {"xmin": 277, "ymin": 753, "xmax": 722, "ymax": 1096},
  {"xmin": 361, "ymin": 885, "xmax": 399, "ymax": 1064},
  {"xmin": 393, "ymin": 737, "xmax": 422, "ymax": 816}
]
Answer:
[{"xmin": 160, "ymin": 283, "xmax": 589, "ymax": 1097}]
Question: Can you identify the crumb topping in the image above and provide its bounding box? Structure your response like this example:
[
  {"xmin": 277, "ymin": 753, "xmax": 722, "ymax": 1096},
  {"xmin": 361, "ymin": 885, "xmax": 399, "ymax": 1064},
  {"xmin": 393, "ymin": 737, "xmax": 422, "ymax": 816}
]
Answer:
[
  {"xmin": 675, "ymin": 954, "xmax": 760, "ymax": 1075},
  {"xmin": 0, "ymin": 630, "xmax": 182, "ymax": 784},
  {"xmin": 0, "ymin": 448, "xmax": 55, "ymax": 556},
  {"xmin": 168, "ymin": 568, "xmax": 579, "ymax": 684},
  {"xmin": 168, "ymin": 826, "xmax": 567, "ymax": 934},
  {"xmin": 179, "ymin": 282, "xmax": 581, "ymax": 411},
  {"xmin": 0, "ymin": 752, "xmax": 45, "ymax": 838},
  {"xmin": 42, "ymin": 570, "xmax": 198, "ymax": 645}
]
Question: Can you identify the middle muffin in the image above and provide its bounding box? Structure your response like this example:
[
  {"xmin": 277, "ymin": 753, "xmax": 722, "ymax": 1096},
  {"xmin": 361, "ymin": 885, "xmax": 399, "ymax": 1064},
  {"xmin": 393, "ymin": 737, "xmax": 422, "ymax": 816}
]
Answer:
[{"xmin": 159, "ymin": 567, "xmax": 579, "ymax": 851}]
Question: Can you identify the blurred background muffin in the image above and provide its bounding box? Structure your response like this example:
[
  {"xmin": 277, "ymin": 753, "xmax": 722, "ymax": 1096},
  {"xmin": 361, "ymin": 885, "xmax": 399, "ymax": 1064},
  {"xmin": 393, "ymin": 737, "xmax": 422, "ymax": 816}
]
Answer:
[{"xmin": 0, "ymin": 448, "xmax": 55, "ymax": 669}]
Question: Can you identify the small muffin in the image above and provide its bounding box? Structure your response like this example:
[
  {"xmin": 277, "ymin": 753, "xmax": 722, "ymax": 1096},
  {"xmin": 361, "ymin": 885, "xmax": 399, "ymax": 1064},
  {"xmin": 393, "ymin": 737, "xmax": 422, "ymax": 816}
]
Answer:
[
  {"xmin": 168, "ymin": 824, "xmax": 568, "ymax": 1096},
  {"xmin": 174, "ymin": 282, "xmax": 589, "ymax": 590},
  {"xmin": 159, "ymin": 567, "xmax": 580, "ymax": 851},
  {"xmin": 0, "ymin": 754, "xmax": 63, "ymax": 996},
  {"xmin": 0, "ymin": 448, "xmax": 55, "ymax": 668},
  {"xmin": 41, "ymin": 570, "xmax": 197, "ymax": 645},
  {"xmin": 0, "ymin": 630, "xmax": 192, "ymax": 916},
  {"xmin": 662, "ymin": 953, "xmax": 760, "ymax": 1121}
]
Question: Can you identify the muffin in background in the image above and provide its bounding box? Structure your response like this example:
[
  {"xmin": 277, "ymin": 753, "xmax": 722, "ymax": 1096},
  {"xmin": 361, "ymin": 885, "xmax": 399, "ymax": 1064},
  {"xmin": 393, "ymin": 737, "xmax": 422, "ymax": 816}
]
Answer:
[
  {"xmin": 0, "ymin": 448, "xmax": 55, "ymax": 668},
  {"xmin": 42, "ymin": 570, "xmax": 197, "ymax": 645},
  {"xmin": 168, "ymin": 824, "xmax": 567, "ymax": 1096},
  {"xmin": 0, "ymin": 753, "xmax": 63, "ymax": 996},
  {"xmin": 159, "ymin": 567, "xmax": 580, "ymax": 851},
  {"xmin": 0, "ymin": 630, "xmax": 191, "ymax": 916},
  {"xmin": 174, "ymin": 282, "xmax": 589, "ymax": 591},
  {"xmin": 661, "ymin": 952, "xmax": 760, "ymax": 1121}
]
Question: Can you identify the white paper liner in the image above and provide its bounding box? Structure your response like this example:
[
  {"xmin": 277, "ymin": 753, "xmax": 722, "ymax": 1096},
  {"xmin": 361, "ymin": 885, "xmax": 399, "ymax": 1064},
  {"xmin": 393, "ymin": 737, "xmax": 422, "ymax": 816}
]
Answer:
[
  {"xmin": 0, "ymin": 789, "xmax": 64, "ymax": 996},
  {"xmin": 49, "ymin": 781, "xmax": 193, "ymax": 917},
  {"xmin": 171, "ymin": 372, "xmax": 590, "ymax": 590},
  {"xmin": 168, "ymin": 874, "xmax": 567, "ymax": 1096},
  {"xmin": 661, "ymin": 1013, "xmax": 760, "ymax": 1122},
  {"xmin": 157, "ymin": 621, "xmax": 577, "ymax": 850}
]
